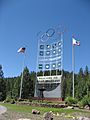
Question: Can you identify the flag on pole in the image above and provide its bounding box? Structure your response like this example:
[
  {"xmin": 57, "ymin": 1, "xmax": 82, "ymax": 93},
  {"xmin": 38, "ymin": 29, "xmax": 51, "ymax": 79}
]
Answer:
[
  {"xmin": 17, "ymin": 47, "xmax": 26, "ymax": 53},
  {"xmin": 72, "ymin": 38, "xmax": 80, "ymax": 46}
]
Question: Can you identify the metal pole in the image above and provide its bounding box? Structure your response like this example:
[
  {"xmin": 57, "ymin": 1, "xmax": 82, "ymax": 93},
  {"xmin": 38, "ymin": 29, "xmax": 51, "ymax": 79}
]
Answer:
[
  {"xmin": 19, "ymin": 53, "xmax": 25, "ymax": 99},
  {"xmin": 61, "ymin": 33, "xmax": 63, "ymax": 98},
  {"xmin": 61, "ymin": 33, "xmax": 63, "ymax": 77},
  {"xmin": 72, "ymin": 44, "xmax": 75, "ymax": 98}
]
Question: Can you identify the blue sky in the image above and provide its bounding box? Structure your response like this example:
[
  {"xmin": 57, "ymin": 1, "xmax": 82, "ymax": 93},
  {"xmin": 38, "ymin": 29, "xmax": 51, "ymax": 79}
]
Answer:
[{"xmin": 0, "ymin": 0, "xmax": 90, "ymax": 77}]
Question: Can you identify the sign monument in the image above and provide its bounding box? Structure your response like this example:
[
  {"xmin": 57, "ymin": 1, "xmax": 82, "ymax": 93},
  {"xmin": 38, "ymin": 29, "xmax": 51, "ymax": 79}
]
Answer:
[{"xmin": 34, "ymin": 26, "xmax": 64, "ymax": 99}]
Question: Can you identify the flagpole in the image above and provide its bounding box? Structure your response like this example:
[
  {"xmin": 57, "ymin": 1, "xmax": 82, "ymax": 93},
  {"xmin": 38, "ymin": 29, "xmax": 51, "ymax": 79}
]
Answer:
[
  {"xmin": 72, "ymin": 37, "xmax": 80, "ymax": 98},
  {"xmin": 19, "ymin": 52, "xmax": 25, "ymax": 99},
  {"xmin": 72, "ymin": 42, "xmax": 75, "ymax": 98}
]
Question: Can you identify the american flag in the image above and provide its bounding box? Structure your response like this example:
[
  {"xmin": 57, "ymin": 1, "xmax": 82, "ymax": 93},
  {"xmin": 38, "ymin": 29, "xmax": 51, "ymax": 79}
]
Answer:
[{"xmin": 17, "ymin": 47, "xmax": 26, "ymax": 53}]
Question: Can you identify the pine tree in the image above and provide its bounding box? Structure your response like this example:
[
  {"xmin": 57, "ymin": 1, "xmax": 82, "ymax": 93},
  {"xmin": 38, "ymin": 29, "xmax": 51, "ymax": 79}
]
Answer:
[
  {"xmin": 75, "ymin": 68, "xmax": 84, "ymax": 99},
  {"xmin": 21, "ymin": 67, "xmax": 33, "ymax": 99},
  {"xmin": 0, "ymin": 65, "xmax": 6, "ymax": 101},
  {"xmin": 12, "ymin": 76, "xmax": 21, "ymax": 99},
  {"xmin": 84, "ymin": 66, "xmax": 90, "ymax": 97}
]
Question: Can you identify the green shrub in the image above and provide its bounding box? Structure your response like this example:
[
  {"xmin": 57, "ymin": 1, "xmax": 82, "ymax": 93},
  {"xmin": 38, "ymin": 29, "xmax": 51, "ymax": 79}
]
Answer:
[
  {"xmin": 78, "ymin": 95, "xmax": 90, "ymax": 108},
  {"xmin": 65, "ymin": 97, "xmax": 78, "ymax": 106},
  {"xmin": 10, "ymin": 99, "xmax": 15, "ymax": 104},
  {"xmin": 4, "ymin": 96, "xmax": 15, "ymax": 104},
  {"xmin": 4, "ymin": 96, "xmax": 12, "ymax": 103}
]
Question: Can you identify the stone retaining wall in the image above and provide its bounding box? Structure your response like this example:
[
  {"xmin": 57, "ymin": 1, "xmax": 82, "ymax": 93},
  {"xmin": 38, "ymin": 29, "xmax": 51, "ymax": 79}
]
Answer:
[{"xmin": 17, "ymin": 102, "xmax": 66, "ymax": 108}]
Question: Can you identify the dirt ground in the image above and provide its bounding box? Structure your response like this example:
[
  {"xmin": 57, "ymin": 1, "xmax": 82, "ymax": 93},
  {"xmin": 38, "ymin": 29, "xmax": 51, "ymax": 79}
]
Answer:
[{"xmin": 0, "ymin": 110, "xmax": 90, "ymax": 120}]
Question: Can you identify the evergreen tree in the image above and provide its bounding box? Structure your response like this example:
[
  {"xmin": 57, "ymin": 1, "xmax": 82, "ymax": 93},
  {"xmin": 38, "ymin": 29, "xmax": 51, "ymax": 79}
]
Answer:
[
  {"xmin": 84, "ymin": 66, "xmax": 90, "ymax": 97},
  {"xmin": 61, "ymin": 71, "xmax": 72, "ymax": 99},
  {"xmin": 12, "ymin": 76, "xmax": 21, "ymax": 99},
  {"xmin": 0, "ymin": 65, "xmax": 4, "ymax": 78},
  {"xmin": 75, "ymin": 68, "xmax": 84, "ymax": 99},
  {"xmin": 30, "ymin": 71, "xmax": 36, "ymax": 94},
  {"xmin": 22, "ymin": 67, "xmax": 33, "ymax": 99},
  {"xmin": 6, "ymin": 78, "xmax": 11, "ymax": 97},
  {"xmin": 6, "ymin": 77, "xmax": 15, "ymax": 98},
  {"xmin": 65, "ymin": 72, "xmax": 72, "ymax": 97},
  {"xmin": 0, "ymin": 65, "xmax": 6, "ymax": 101},
  {"xmin": 61, "ymin": 76, "xmax": 66, "ymax": 99}
]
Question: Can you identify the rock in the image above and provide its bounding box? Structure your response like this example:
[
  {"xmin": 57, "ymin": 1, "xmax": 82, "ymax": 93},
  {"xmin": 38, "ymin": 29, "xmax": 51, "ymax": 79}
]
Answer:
[
  {"xmin": 84, "ymin": 105, "xmax": 90, "ymax": 110},
  {"xmin": 60, "ymin": 113, "xmax": 65, "ymax": 116},
  {"xmin": 32, "ymin": 109, "xmax": 40, "ymax": 114},
  {"xmin": 67, "ymin": 106, "xmax": 74, "ymax": 109},
  {"xmin": 75, "ymin": 117, "xmax": 90, "ymax": 120},
  {"xmin": 43, "ymin": 111, "xmax": 53, "ymax": 120},
  {"xmin": 56, "ymin": 112, "xmax": 59, "ymax": 116}
]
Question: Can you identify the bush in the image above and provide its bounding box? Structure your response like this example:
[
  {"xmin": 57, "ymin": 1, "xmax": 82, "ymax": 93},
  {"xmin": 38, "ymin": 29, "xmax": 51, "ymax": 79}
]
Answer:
[
  {"xmin": 4, "ymin": 96, "xmax": 15, "ymax": 103},
  {"xmin": 10, "ymin": 99, "xmax": 15, "ymax": 104},
  {"xmin": 78, "ymin": 95, "xmax": 90, "ymax": 108},
  {"xmin": 65, "ymin": 97, "xmax": 78, "ymax": 106},
  {"xmin": 4, "ymin": 96, "xmax": 12, "ymax": 103}
]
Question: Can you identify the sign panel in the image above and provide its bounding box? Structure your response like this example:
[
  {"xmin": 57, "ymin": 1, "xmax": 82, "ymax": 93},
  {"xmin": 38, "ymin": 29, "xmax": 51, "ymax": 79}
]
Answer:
[
  {"xmin": 37, "ymin": 75, "xmax": 62, "ymax": 84},
  {"xmin": 38, "ymin": 41, "xmax": 62, "ymax": 72}
]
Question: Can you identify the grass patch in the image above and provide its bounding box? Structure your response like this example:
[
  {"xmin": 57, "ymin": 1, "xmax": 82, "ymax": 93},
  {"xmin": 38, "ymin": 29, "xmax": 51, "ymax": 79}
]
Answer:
[{"xmin": 0, "ymin": 103, "xmax": 90, "ymax": 115}]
